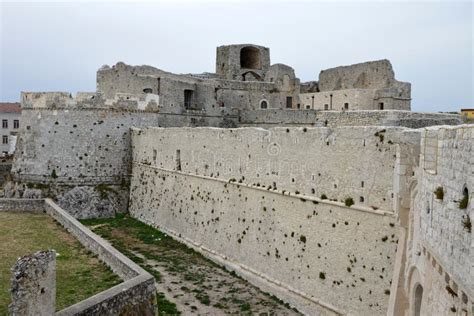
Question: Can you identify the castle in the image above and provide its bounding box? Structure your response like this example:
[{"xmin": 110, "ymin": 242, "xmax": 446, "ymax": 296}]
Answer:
[{"xmin": 6, "ymin": 44, "xmax": 472, "ymax": 315}]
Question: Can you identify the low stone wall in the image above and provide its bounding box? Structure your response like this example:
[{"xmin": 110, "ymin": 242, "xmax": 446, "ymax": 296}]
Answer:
[
  {"xmin": 0, "ymin": 198, "xmax": 157, "ymax": 315},
  {"xmin": 43, "ymin": 199, "xmax": 156, "ymax": 315},
  {"xmin": 9, "ymin": 250, "xmax": 56, "ymax": 316},
  {"xmin": 0, "ymin": 198, "xmax": 44, "ymax": 212}
]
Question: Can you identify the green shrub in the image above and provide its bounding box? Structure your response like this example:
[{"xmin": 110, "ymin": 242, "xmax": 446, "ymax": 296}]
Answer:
[
  {"xmin": 345, "ymin": 197, "xmax": 354, "ymax": 207},
  {"xmin": 434, "ymin": 186, "xmax": 444, "ymax": 200},
  {"xmin": 320, "ymin": 194, "xmax": 328, "ymax": 200},
  {"xmin": 319, "ymin": 272, "xmax": 326, "ymax": 280}
]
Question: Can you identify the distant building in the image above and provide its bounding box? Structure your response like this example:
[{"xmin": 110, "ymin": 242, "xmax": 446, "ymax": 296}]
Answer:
[
  {"xmin": 0, "ymin": 103, "xmax": 21, "ymax": 155},
  {"xmin": 460, "ymin": 108, "xmax": 474, "ymax": 120}
]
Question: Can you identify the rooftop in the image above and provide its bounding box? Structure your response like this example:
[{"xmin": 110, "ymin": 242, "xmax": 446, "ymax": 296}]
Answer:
[{"xmin": 0, "ymin": 103, "xmax": 21, "ymax": 113}]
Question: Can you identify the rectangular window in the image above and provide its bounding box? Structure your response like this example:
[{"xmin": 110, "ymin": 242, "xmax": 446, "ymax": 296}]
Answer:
[
  {"xmin": 2, "ymin": 136, "xmax": 8, "ymax": 144},
  {"xmin": 379, "ymin": 102, "xmax": 384, "ymax": 110},
  {"xmin": 13, "ymin": 120, "xmax": 19, "ymax": 129},
  {"xmin": 344, "ymin": 103, "xmax": 349, "ymax": 110},
  {"xmin": 2, "ymin": 120, "xmax": 7, "ymax": 129},
  {"xmin": 184, "ymin": 90, "xmax": 194, "ymax": 109},
  {"xmin": 324, "ymin": 104, "xmax": 329, "ymax": 110},
  {"xmin": 176, "ymin": 149, "xmax": 181, "ymax": 171},
  {"xmin": 286, "ymin": 96, "xmax": 293, "ymax": 109}
]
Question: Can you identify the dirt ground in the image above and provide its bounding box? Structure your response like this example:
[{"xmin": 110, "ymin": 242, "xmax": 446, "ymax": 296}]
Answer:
[{"xmin": 83, "ymin": 215, "xmax": 300, "ymax": 315}]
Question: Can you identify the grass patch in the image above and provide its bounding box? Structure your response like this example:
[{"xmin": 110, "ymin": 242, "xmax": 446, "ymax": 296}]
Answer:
[
  {"xmin": 156, "ymin": 291, "xmax": 181, "ymax": 315},
  {"xmin": 81, "ymin": 214, "xmax": 300, "ymax": 315},
  {"xmin": 0, "ymin": 212, "xmax": 121, "ymax": 314}
]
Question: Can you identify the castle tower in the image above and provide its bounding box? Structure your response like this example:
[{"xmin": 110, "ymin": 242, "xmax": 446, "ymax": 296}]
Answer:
[{"xmin": 216, "ymin": 44, "xmax": 270, "ymax": 81}]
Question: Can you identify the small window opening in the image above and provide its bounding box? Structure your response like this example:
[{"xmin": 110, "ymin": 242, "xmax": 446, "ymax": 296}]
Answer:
[
  {"xmin": 324, "ymin": 104, "xmax": 329, "ymax": 110},
  {"xmin": 414, "ymin": 284, "xmax": 423, "ymax": 316},
  {"xmin": 306, "ymin": 105, "xmax": 310, "ymax": 109},
  {"xmin": 13, "ymin": 120, "xmax": 19, "ymax": 129},
  {"xmin": 2, "ymin": 135, "xmax": 8, "ymax": 144},
  {"xmin": 176, "ymin": 150, "xmax": 181, "ymax": 171},
  {"xmin": 184, "ymin": 90, "xmax": 194, "ymax": 109},
  {"xmin": 344, "ymin": 103, "xmax": 349, "ymax": 110},
  {"xmin": 260, "ymin": 100, "xmax": 268, "ymax": 109},
  {"xmin": 379, "ymin": 102, "xmax": 384, "ymax": 110},
  {"xmin": 240, "ymin": 46, "xmax": 261, "ymax": 69},
  {"xmin": 286, "ymin": 96, "xmax": 293, "ymax": 109},
  {"xmin": 361, "ymin": 181, "xmax": 364, "ymax": 188},
  {"xmin": 359, "ymin": 196, "xmax": 364, "ymax": 203},
  {"xmin": 143, "ymin": 88, "xmax": 153, "ymax": 94},
  {"xmin": 297, "ymin": 103, "xmax": 301, "ymax": 109}
]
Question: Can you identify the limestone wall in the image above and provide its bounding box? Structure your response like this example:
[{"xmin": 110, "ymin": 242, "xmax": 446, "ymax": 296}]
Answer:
[
  {"xmin": 240, "ymin": 110, "xmax": 462, "ymax": 128},
  {"xmin": 127, "ymin": 126, "xmax": 423, "ymax": 314},
  {"xmin": 9, "ymin": 250, "xmax": 56, "ymax": 316},
  {"xmin": 0, "ymin": 198, "xmax": 44, "ymax": 212},
  {"xmin": 216, "ymin": 44, "xmax": 271, "ymax": 81},
  {"xmin": 12, "ymin": 108, "xmax": 237, "ymax": 186},
  {"xmin": 299, "ymin": 89, "xmax": 376, "ymax": 110},
  {"xmin": 130, "ymin": 165, "xmax": 398, "ymax": 315},
  {"xmin": 12, "ymin": 108, "xmax": 160, "ymax": 184},
  {"xmin": 96, "ymin": 62, "xmax": 300, "ymax": 113},
  {"xmin": 418, "ymin": 125, "xmax": 472, "ymax": 292},
  {"xmin": 130, "ymin": 127, "xmax": 421, "ymax": 211},
  {"xmin": 406, "ymin": 125, "xmax": 473, "ymax": 315},
  {"xmin": 318, "ymin": 59, "xmax": 405, "ymax": 92}
]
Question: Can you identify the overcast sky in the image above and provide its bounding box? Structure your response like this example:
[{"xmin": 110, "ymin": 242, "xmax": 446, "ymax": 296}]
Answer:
[{"xmin": 1, "ymin": 1, "xmax": 472, "ymax": 112}]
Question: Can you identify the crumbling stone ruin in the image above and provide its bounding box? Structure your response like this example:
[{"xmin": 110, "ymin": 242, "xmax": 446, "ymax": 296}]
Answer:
[
  {"xmin": 6, "ymin": 44, "xmax": 471, "ymax": 315},
  {"xmin": 9, "ymin": 250, "xmax": 56, "ymax": 316}
]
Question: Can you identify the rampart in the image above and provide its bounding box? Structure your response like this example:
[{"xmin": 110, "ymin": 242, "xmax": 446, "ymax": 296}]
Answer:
[
  {"xmin": 400, "ymin": 125, "xmax": 473, "ymax": 315},
  {"xmin": 240, "ymin": 110, "xmax": 461, "ymax": 128},
  {"xmin": 12, "ymin": 106, "xmax": 237, "ymax": 186},
  {"xmin": 128, "ymin": 126, "xmax": 422, "ymax": 315}
]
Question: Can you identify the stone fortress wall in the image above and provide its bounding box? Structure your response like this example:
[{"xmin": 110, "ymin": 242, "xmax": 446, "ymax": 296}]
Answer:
[
  {"xmin": 240, "ymin": 109, "xmax": 461, "ymax": 128},
  {"xmin": 8, "ymin": 43, "xmax": 472, "ymax": 315},
  {"xmin": 400, "ymin": 125, "xmax": 473, "ymax": 316},
  {"xmin": 129, "ymin": 127, "xmax": 420, "ymax": 212},
  {"xmin": 128, "ymin": 126, "xmax": 413, "ymax": 315},
  {"xmin": 300, "ymin": 59, "xmax": 411, "ymax": 111}
]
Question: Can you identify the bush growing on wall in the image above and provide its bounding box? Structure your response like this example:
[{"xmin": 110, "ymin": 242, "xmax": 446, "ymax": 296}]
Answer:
[
  {"xmin": 345, "ymin": 197, "xmax": 354, "ymax": 207},
  {"xmin": 459, "ymin": 188, "xmax": 469, "ymax": 209},
  {"xmin": 434, "ymin": 186, "xmax": 444, "ymax": 200}
]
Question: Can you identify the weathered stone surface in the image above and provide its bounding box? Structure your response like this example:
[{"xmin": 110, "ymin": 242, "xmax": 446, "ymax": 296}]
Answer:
[
  {"xmin": 9, "ymin": 250, "xmax": 56, "ymax": 316},
  {"xmin": 58, "ymin": 186, "xmax": 124, "ymax": 219},
  {"xmin": 402, "ymin": 125, "xmax": 473, "ymax": 315},
  {"xmin": 22, "ymin": 188, "xmax": 42, "ymax": 199},
  {"xmin": 128, "ymin": 126, "xmax": 417, "ymax": 315}
]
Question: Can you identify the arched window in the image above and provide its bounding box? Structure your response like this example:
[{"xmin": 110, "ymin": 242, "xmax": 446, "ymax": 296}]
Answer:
[
  {"xmin": 260, "ymin": 99, "xmax": 268, "ymax": 109},
  {"xmin": 414, "ymin": 284, "xmax": 423, "ymax": 316},
  {"xmin": 460, "ymin": 186, "xmax": 469, "ymax": 209},
  {"xmin": 240, "ymin": 46, "xmax": 261, "ymax": 69}
]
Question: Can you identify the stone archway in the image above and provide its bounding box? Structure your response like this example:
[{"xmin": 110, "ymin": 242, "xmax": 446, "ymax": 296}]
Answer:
[
  {"xmin": 240, "ymin": 46, "xmax": 261, "ymax": 69},
  {"xmin": 413, "ymin": 283, "xmax": 423, "ymax": 316}
]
